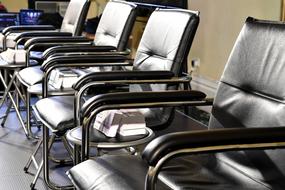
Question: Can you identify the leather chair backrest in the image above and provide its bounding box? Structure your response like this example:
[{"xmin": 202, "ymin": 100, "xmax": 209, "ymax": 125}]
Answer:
[
  {"xmin": 60, "ymin": 0, "xmax": 90, "ymax": 36},
  {"xmin": 209, "ymin": 17, "xmax": 285, "ymax": 188},
  {"xmin": 130, "ymin": 9, "xmax": 199, "ymax": 128},
  {"xmin": 93, "ymin": 0, "xmax": 137, "ymax": 51}
]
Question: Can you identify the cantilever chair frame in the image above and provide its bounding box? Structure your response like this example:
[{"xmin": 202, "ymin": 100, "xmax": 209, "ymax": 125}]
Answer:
[
  {"xmin": 70, "ymin": 89, "xmax": 211, "ymax": 161},
  {"xmin": 29, "ymin": 54, "xmax": 133, "ymax": 190},
  {"xmin": 1, "ymin": 0, "xmax": 90, "ymax": 51},
  {"xmin": 0, "ymin": 0, "xmax": 91, "ymax": 138},
  {"xmin": 31, "ymin": 51, "xmax": 196, "ymax": 189},
  {"xmin": 14, "ymin": 0, "xmax": 138, "ymax": 139},
  {"xmin": 67, "ymin": 16, "xmax": 285, "ymax": 190},
  {"xmin": 143, "ymin": 127, "xmax": 285, "ymax": 190},
  {"xmin": 31, "ymin": 7, "xmax": 200, "ymax": 189},
  {"xmin": 67, "ymin": 90, "xmax": 285, "ymax": 190}
]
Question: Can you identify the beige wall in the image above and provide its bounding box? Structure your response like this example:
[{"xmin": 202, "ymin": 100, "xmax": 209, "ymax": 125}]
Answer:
[
  {"xmin": 189, "ymin": 0, "xmax": 282, "ymax": 81},
  {"xmin": 1, "ymin": 0, "xmax": 27, "ymax": 12}
]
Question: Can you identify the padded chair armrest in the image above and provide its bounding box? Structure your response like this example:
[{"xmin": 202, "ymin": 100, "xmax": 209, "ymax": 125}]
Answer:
[
  {"xmin": 142, "ymin": 127, "xmax": 285, "ymax": 166},
  {"xmin": 24, "ymin": 36, "xmax": 92, "ymax": 50},
  {"xmin": 2, "ymin": 25, "xmax": 55, "ymax": 35},
  {"xmin": 41, "ymin": 55, "xmax": 131, "ymax": 72},
  {"xmin": 82, "ymin": 90, "xmax": 207, "ymax": 118},
  {"xmin": 73, "ymin": 70, "xmax": 175, "ymax": 90},
  {"xmin": 42, "ymin": 45, "xmax": 121, "ymax": 59},
  {"xmin": 15, "ymin": 31, "xmax": 72, "ymax": 42}
]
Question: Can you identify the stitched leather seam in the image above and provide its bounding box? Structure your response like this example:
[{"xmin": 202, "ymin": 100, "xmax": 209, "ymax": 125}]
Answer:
[
  {"xmin": 217, "ymin": 157, "xmax": 272, "ymax": 189},
  {"xmin": 221, "ymin": 81, "xmax": 285, "ymax": 103},
  {"xmin": 137, "ymin": 50, "xmax": 174, "ymax": 61}
]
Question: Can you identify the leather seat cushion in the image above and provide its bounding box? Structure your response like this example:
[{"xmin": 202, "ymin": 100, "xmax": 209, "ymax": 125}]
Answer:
[
  {"xmin": 29, "ymin": 51, "xmax": 44, "ymax": 61},
  {"xmin": 68, "ymin": 154, "xmax": 269, "ymax": 190},
  {"xmin": 34, "ymin": 96, "xmax": 74, "ymax": 133},
  {"xmin": 68, "ymin": 155, "xmax": 158, "ymax": 190},
  {"xmin": 18, "ymin": 66, "xmax": 43, "ymax": 86}
]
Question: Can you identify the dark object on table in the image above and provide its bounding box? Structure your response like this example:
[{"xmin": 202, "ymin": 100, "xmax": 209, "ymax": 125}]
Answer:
[{"xmin": 38, "ymin": 12, "xmax": 63, "ymax": 29}]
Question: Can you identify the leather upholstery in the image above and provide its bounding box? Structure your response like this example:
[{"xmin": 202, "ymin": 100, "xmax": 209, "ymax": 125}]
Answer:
[
  {"xmin": 93, "ymin": 0, "xmax": 137, "ymax": 51},
  {"xmin": 60, "ymin": 0, "xmax": 90, "ymax": 36},
  {"xmin": 68, "ymin": 18, "xmax": 285, "ymax": 189},
  {"xmin": 0, "ymin": 0, "xmax": 90, "ymax": 50},
  {"xmin": 33, "ymin": 8, "xmax": 199, "ymax": 133},
  {"xmin": 17, "ymin": 0, "xmax": 137, "ymax": 87},
  {"xmin": 130, "ymin": 9, "xmax": 199, "ymax": 128},
  {"xmin": 68, "ymin": 154, "xmax": 268, "ymax": 190},
  {"xmin": 67, "ymin": 156, "xmax": 149, "ymax": 190},
  {"xmin": 208, "ymin": 17, "xmax": 285, "ymax": 188},
  {"xmin": 34, "ymin": 96, "xmax": 74, "ymax": 133},
  {"xmin": 17, "ymin": 66, "xmax": 43, "ymax": 86}
]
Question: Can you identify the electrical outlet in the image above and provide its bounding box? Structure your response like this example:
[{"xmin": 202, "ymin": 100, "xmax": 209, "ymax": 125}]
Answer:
[{"xmin": 191, "ymin": 58, "xmax": 200, "ymax": 69}]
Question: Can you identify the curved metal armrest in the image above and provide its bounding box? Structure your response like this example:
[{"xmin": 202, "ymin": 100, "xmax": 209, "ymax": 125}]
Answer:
[
  {"xmin": 79, "ymin": 90, "xmax": 208, "ymax": 161},
  {"xmin": 142, "ymin": 127, "xmax": 285, "ymax": 166},
  {"xmin": 3, "ymin": 25, "xmax": 55, "ymax": 35},
  {"xmin": 42, "ymin": 45, "xmax": 121, "ymax": 59},
  {"xmin": 41, "ymin": 54, "xmax": 131, "ymax": 72},
  {"xmin": 73, "ymin": 70, "xmax": 175, "ymax": 91},
  {"xmin": 82, "ymin": 90, "xmax": 207, "ymax": 117},
  {"xmin": 15, "ymin": 31, "xmax": 72, "ymax": 43},
  {"xmin": 24, "ymin": 36, "xmax": 92, "ymax": 50}
]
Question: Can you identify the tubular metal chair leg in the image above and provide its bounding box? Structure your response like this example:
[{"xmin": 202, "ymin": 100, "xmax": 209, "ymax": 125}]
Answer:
[
  {"xmin": 1, "ymin": 75, "xmax": 27, "ymax": 123},
  {"xmin": 30, "ymin": 160, "xmax": 43, "ymax": 190},
  {"xmin": 0, "ymin": 97, "xmax": 13, "ymax": 126},
  {"xmin": 43, "ymin": 126, "xmax": 74, "ymax": 190},
  {"xmin": 62, "ymin": 135, "xmax": 74, "ymax": 160},
  {"xmin": 0, "ymin": 71, "xmax": 29, "ymax": 137},
  {"xmin": 73, "ymin": 144, "xmax": 81, "ymax": 165},
  {"xmin": 26, "ymin": 135, "xmax": 56, "ymax": 190},
  {"xmin": 26, "ymin": 91, "xmax": 32, "ymax": 137},
  {"xmin": 0, "ymin": 71, "xmax": 16, "ymax": 109},
  {"xmin": 26, "ymin": 91, "xmax": 41, "ymax": 139},
  {"xmin": 24, "ymin": 138, "xmax": 43, "ymax": 173}
]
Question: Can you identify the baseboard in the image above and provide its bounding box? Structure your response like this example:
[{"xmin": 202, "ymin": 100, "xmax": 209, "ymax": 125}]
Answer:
[{"xmin": 190, "ymin": 74, "xmax": 218, "ymax": 113}]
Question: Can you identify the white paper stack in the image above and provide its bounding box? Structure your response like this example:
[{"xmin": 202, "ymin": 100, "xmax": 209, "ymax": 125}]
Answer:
[
  {"xmin": 118, "ymin": 110, "xmax": 147, "ymax": 136},
  {"xmin": 93, "ymin": 109, "xmax": 147, "ymax": 137},
  {"xmin": 49, "ymin": 68, "xmax": 79, "ymax": 89},
  {"xmin": 0, "ymin": 48, "xmax": 26, "ymax": 64},
  {"xmin": 93, "ymin": 110, "xmax": 121, "ymax": 138}
]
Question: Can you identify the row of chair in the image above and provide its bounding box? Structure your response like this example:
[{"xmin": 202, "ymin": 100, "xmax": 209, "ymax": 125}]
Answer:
[
  {"xmin": 0, "ymin": 0, "xmax": 200, "ymax": 189},
  {"xmin": 65, "ymin": 16, "xmax": 285, "ymax": 190},
  {"xmin": 1, "ymin": 0, "xmax": 285, "ymax": 190}
]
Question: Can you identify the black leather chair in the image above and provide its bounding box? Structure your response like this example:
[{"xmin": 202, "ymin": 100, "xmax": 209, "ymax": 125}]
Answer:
[
  {"xmin": 31, "ymin": 8, "xmax": 200, "ymax": 190},
  {"xmin": 67, "ymin": 17, "xmax": 285, "ymax": 190},
  {"xmin": 0, "ymin": 0, "xmax": 91, "ymax": 138},
  {"xmin": 13, "ymin": 0, "xmax": 137, "ymax": 138},
  {"xmin": 0, "ymin": 0, "xmax": 90, "ymax": 51},
  {"xmin": 22, "ymin": 1, "xmax": 137, "ymax": 189}
]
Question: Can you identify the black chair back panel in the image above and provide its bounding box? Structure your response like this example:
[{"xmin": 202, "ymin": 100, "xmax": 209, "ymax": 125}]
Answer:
[
  {"xmin": 94, "ymin": 0, "xmax": 137, "ymax": 51},
  {"xmin": 133, "ymin": 9, "xmax": 198, "ymax": 74},
  {"xmin": 60, "ymin": 0, "xmax": 90, "ymax": 36},
  {"xmin": 209, "ymin": 17, "xmax": 285, "ymax": 188},
  {"xmin": 130, "ymin": 9, "xmax": 199, "ymax": 128}
]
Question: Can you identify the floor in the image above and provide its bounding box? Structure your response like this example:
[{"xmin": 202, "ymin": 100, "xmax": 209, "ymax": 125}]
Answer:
[
  {"xmin": 0, "ymin": 105, "xmax": 72, "ymax": 190},
  {"xmin": 0, "ymin": 102, "xmax": 210, "ymax": 190}
]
